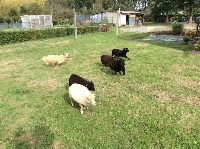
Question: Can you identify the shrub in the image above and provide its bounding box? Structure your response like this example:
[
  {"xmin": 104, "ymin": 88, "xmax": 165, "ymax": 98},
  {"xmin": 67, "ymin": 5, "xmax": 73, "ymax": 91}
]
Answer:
[
  {"xmin": 183, "ymin": 35, "xmax": 190, "ymax": 44},
  {"xmin": 0, "ymin": 16, "xmax": 4, "ymax": 23},
  {"xmin": 183, "ymin": 36, "xmax": 190, "ymax": 41},
  {"xmin": 194, "ymin": 38, "xmax": 200, "ymax": 50},
  {"xmin": 172, "ymin": 24, "xmax": 183, "ymax": 35},
  {"xmin": 0, "ymin": 26, "xmax": 99, "ymax": 45},
  {"xmin": 98, "ymin": 24, "xmax": 110, "ymax": 32}
]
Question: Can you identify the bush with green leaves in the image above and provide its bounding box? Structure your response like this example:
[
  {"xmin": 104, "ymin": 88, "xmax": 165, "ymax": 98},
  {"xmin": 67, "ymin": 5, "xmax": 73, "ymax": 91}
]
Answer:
[
  {"xmin": 172, "ymin": 24, "xmax": 183, "ymax": 35},
  {"xmin": 194, "ymin": 38, "xmax": 200, "ymax": 50},
  {"xmin": 0, "ymin": 26, "xmax": 99, "ymax": 45},
  {"xmin": 183, "ymin": 35, "xmax": 190, "ymax": 43}
]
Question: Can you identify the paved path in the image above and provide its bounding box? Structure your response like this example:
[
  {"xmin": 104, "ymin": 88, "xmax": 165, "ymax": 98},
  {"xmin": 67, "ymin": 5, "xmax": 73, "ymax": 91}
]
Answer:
[{"xmin": 120, "ymin": 26, "xmax": 172, "ymax": 33}]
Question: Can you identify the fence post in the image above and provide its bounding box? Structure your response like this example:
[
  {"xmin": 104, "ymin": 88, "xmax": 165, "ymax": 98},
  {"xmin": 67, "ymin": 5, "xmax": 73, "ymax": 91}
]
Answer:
[
  {"xmin": 116, "ymin": 10, "xmax": 118, "ymax": 35},
  {"xmin": 74, "ymin": 9, "xmax": 77, "ymax": 39},
  {"xmin": 116, "ymin": 10, "xmax": 119, "ymax": 35}
]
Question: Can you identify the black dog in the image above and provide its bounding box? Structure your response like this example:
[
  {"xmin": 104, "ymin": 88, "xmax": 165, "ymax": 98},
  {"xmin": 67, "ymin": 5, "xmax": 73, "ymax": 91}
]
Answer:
[{"xmin": 112, "ymin": 48, "xmax": 130, "ymax": 60}]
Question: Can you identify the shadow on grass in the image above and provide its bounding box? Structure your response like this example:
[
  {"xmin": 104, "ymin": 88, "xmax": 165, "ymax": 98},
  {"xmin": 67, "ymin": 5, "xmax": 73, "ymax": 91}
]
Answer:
[
  {"xmin": 96, "ymin": 62, "xmax": 124, "ymax": 75},
  {"xmin": 13, "ymin": 124, "xmax": 55, "ymax": 149},
  {"xmin": 95, "ymin": 62, "xmax": 104, "ymax": 67},
  {"xmin": 100, "ymin": 67, "xmax": 118, "ymax": 75},
  {"xmin": 63, "ymin": 85, "xmax": 81, "ymax": 110}
]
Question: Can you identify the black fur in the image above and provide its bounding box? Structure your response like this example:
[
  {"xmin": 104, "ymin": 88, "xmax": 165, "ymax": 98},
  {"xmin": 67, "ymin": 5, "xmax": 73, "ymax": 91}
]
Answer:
[
  {"xmin": 112, "ymin": 48, "xmax": 129, "ymax": 59},
  {"xmin": 69, "ymin": 74, "xmax": 95, "ymax": 91},
  {"xmin": 101, "ymin": 55, "xmax": 115, "ymax": 66},
  {"xmin": 101, "ymin": 55, "xmax": 125, "ymax": 75}
]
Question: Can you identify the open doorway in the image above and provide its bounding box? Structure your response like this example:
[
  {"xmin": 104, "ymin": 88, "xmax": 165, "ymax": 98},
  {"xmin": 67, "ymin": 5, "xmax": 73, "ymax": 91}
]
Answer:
[{"xmin": 126, "ymin": 15, "xmax": 129, "ymax": 25}]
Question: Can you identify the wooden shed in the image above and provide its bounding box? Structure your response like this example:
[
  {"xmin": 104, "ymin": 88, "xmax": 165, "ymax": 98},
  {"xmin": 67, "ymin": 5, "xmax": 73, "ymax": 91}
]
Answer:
[{"xmin": 105, "ymin": 11, "xmax": 144, "ymax": 26}]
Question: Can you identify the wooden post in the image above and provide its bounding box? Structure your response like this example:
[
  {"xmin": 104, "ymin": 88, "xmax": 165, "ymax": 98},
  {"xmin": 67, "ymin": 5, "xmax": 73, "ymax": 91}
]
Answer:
[
  {"xmin": 119, "ymin": 8, "xmax": 120, "ymax": 26},
  {"xmin": 74, "ymin": 9, "xmax": 77, "ymax": 39},
  {"xmin": 30, "ymin": 15, "xmax": 32, "ymax": 29},
  {"xmin": 116, "ymin": 8, "xmax": 120, "ymax": 35},
  {"xmin": 116, "ymin": 10, "xmax": 119, "ymax": 35}
]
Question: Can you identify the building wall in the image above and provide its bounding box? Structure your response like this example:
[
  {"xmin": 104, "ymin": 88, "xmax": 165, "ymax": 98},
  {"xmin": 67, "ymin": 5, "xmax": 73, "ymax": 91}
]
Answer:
[
  {"xmin": 120, "ymin": 15, "xmax": 126, "ymax": 26},
  {"xmin": 105, "ymin": 11, "xmax": 142, "ymax": 26},
  {"xmin": 91, "ymin": 11, "xmax": 143, "ymax": 26},
  {"xmin": 105, "ymin": 12, "xmax": 118, "ymax": 24},
  {"xmin": 183, "ymin": 23, "xmax": 196, "ymax": 32}
]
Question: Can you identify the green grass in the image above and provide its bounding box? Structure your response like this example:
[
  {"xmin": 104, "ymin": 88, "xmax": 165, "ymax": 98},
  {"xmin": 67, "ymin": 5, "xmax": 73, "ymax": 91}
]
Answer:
[{"xmin": 0, "ymin": 29, "xmax": 200, "ymax": 149}]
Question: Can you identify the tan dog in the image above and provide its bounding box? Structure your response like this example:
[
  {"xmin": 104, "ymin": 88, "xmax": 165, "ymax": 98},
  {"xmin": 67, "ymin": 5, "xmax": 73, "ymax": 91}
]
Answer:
[{"xmin": 42, "ymin": 53, "xmax": 70, "ymax": 66}]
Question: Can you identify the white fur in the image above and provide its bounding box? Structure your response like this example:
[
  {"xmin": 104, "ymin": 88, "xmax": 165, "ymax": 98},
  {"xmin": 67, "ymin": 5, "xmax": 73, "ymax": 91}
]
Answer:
[
  {"xmin": 69, "ymin": 83, "xmax": 96, "ymax": 114},
  {"xmin": 42, "ymin": 53, "xmax": 69, "ymax": 66}
]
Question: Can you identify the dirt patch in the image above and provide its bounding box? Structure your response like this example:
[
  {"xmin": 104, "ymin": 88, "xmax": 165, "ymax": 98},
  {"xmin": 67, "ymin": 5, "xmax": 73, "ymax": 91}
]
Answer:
[
  {"xmin": 0, "ymin": 47, "xmax": 23, "ymax": 53},
  {"xmin": 8, "ymin": 100, "xmax": 20, "ymax": 107},
  {"xmin": 135, "ymin": 43, "xmax": 149, "ymax": 47},
  {"xmin": 10, "ymin": 117, "xmax": 27, "ymax": 131},
  {"xmin": 0, "ymin": 59, "xmax": 22, "ymax": 72},
  {"xmin": 49, "ymin": 141, "xmax": 62, "ymax": 149},
  {"xmin": 171, "ymin": 64, "xmax": 185, "ymax": 74},
  {"xmin": 138, "ymin": 83, "xmax": 152, "ymax": 91},
  {"xmin": 171, "ymin": 94, "xmax": 200, "ymax": 106},
  {"xmin": 27, "ymin": 79, "xmax": 63, "ymax": 91},
  {"xmin": 178, "ymin": 110, "xmax": 197, "ymax": 133},
  {"xmin": 0, "ymin": 73, "xmax": 11, "ymax": 77},
  {"xmin": 56, "ymin": 41, "xmax": 69, "ymax": 44},
  {"xmin": 15, "ymin": 132, "xmax": 37, "ymax": 146},
  {"xmin": 0, "ymin": 49, "xmax": 15, "ymax": 53},
  {"xmin": 48, "ymin": 41, "xmax": 69, "ymax": 46},
  {"xmin": 183, "ymin": 95, "xmax": 200, "ymax": 106},
  {"xmin": 175, "ymin": 77, "xmax": 200, "ymax": 88},
  {"xmin": 153, "ymin": 90, "xmax": 170, "ymax": 103},
  {"xmin": 154, "ymin": 88, "xmax": 200, "ymax": 106},
  {"xmin": 0, "ymin": 59, "xmax": 22, "ymax": 66}
]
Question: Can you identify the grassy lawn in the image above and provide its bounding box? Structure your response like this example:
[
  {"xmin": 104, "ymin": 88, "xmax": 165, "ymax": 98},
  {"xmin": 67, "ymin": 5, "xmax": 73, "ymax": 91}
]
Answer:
[{"xmin": 0, "ymin": 29, "xmax": 200, "ymax": 148}]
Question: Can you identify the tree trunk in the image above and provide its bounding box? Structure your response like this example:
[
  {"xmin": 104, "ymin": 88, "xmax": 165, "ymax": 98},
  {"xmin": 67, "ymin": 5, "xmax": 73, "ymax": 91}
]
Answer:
[
  {"xmin": 189, "ymin": 16, "xmax": 193, "ymax": 23},
  {"xmin": 166, "ymin": 12, "xmax": 169, "ymax": 23},
  {"xmin": 188, "ymin": 0, "xmax": 193, "ymax": 23}
]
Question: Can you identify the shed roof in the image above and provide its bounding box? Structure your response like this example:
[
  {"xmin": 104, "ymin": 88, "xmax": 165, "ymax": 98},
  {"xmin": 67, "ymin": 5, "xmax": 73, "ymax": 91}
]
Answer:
[{"xmin": 120, "ymin": 11, "xmax": 143, "ymax": 15}]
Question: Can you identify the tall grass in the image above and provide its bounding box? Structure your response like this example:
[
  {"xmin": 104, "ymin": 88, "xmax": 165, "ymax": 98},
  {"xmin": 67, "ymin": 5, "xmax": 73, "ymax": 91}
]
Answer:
[{"xmin": 0, "ymin": 30, "xmax": 200, "ymax": 148}]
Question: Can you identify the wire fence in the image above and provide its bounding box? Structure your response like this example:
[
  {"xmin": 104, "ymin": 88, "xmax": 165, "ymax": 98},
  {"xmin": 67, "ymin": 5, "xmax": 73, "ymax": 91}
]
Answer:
[{"xmin": 0, "ymin": 23, "xmax": 22, "ymax": 29}]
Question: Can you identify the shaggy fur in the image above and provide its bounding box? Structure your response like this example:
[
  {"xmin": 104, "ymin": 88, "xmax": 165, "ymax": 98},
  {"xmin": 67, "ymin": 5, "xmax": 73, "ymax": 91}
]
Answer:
[
  {"xmin": 69, "ymin": 83, "xmax": 96, "ymax": 114},
  {"xmin": 69, "ymin": 74, "xmax": 95, "ymax": 91},
  {"xmin": 42, "ymin": 53, "xmax": 70, "ymax": 66},
  {"xmin": 101, "ymin": 55, "xmax": 116, "ymax": 67},
  {"xmin": 101, "ymin": 55, "xmax": 125, "ymax": 75},
  {"xmin": 112, "ymin": 48, "xmax": 130, "ymax": 59}
]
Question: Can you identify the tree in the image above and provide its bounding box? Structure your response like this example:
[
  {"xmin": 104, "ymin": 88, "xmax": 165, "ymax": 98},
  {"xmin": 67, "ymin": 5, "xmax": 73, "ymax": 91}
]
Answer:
[
  {"xmin": 27, "ymin": 3, "xmax": 43, "ymax": 15},
  {"xmin": 8, "ymin": 8, "xmax": 18, "ymax": 17},
  {"xmin": 20, "ymin": 6, "xmax": 28, "ymax": 14},
  {"xmin": 176, "ymin": 0, "xmax": 200, "ymax": 23},
  {"xmin": 8, "ymin": 8, "xmax": 19, "ymax": 22},
  {"xmin": 93, "ymin": 0, "xmax": 104, "ymax": 13},
  {"xmin": 151, "ymin": 0, "xmax": 177, "ymax": 23},
  {"xmin": 102, "ymin": 0, "xmax": 115, "ymax": 10}
]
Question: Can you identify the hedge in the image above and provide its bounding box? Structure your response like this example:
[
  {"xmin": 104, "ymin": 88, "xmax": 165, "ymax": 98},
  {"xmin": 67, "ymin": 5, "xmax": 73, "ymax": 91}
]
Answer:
[
  {"xmin": 172, "ymin": 24, "xmax": 183, "ymax": 35},
  {"xmin": 0, "ymin": 26, "xmax": 99, "ymax": 45}
]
